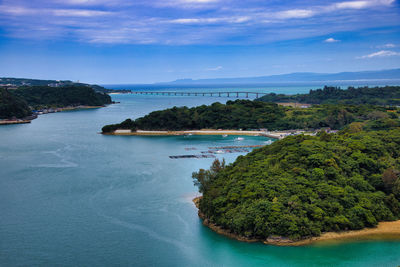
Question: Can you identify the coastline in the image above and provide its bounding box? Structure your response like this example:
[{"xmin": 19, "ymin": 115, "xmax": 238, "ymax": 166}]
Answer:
[
  {"xmin": 0, "ymin": 106, "xmax": 105, "ymax": 126},
  {"xmin": 0, "ymin": 119, "xmax": 31, "ymax": 125},
  {"xmin": 193, "ymin": 197, "xmax": 400, "ymax": 246},
  {"xmin": 47, "ymin": 105, "xmax": 105, "ymax": 112},
  {"xmin": 103, "ymin": 129, "xmax": 299, "ymax": 139}
]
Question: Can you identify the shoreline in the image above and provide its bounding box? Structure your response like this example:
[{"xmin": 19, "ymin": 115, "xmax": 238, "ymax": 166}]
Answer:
[
  {"xmin": 0, "ymin": 106, "xmax": 105, "ymax": 126},
  {"xmin": 193, "ymin": 197, "xmax": 400, "ymax": 246},
  {"xmin": 43, "ymin": 105, "xmax": 105, "ymax": 113},
  {"xmin": 60, "ymin": 105, "xmax": 104, "ymax": 110},
  {"xmin": 0, "ymin": 119, "xmax": 31, "ymax": 125},
  {"xmin": 103, "ymin": 129, "xmax": 300, "ymax": 139}
]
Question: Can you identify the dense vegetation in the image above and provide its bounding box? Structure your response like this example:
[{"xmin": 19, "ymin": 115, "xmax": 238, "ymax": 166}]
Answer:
[
  {"xmin": 0, "ymin": 88, "xmax": 32, "ymax": 119},
  {"xmin": 194, "ymin": 128, "xmax": 400, "ymax": 240},
  {"xmin": 0, "ymin": 77, "xmax": 129, "ymax": 93},
  {"xmin": 257, "ymin": 86, "xmax": 400, "ymax": 105},
  {"xmin": 102, "ymin": 99, "xmax": 399, "ymax": 133},
  {"xmin": 13, "ymin": 85, "xmax": 112, "ymax": 109}
]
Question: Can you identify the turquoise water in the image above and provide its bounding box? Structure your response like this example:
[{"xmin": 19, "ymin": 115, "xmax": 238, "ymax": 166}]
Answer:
[
  {"xmin": 104, "ymin": 81, "xmax": 400, "ymax": 95},
  {"xmin": 1, "ymin": 94, "xmax": 400, "ymax": 266}
]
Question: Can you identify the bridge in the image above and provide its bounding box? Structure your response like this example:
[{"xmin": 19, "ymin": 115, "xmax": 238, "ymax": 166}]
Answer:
[{"xmin": 130, "ymin": 91, "xmax": 268, "ymax": 98}]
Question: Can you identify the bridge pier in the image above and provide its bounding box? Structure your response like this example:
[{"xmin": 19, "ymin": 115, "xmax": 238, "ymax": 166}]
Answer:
[{"xmin": 129, "ymin": 91, "xmax": 268, "ymax": 98}]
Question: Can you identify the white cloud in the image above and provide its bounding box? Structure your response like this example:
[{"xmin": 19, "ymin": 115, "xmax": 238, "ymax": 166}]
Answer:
[
  {"xmin": 359, "ymin": 50, "xmax": 400, "ymax": 58},
  {"xmin": 275, "ymin": 9, "xmax": 314, "ymax": 19},
  {"xmin": 0, "ymin": 5, "xmax": 113, "ymax": 17},
  {"xmin": 52, "ymin": 9, "xmax": 112, "ymax": 17},
  {"xmin": 334, "ymin": 1, "xmax": 371, "ymax": 9},
  {"xmin": 169, "ymin": 16, "xmax": 249, "ymax": 24},
  {"xmin": 332, "ymin": 0, "xmax": 395, "ymax": 10},
  {"xmin": 206, "ymin": 66, "xmax": 223, "ymax": 71},
  {"xmin": 62, "ymin": 0, "xmax": 104, "ymax": 4},
  {"xmin": 170, "ymin": 18, "xmax": 221, "ymax": 24},
  {"xmin": 182, "ymin": 0, "xmax": 218, "ymax": 2},
  {"xmin": 324, "ymin": 37, "xmax": 340, "ymax": 43},
  {"xmin": 152, "ymin": 0, "xmax": 220, "ymax": 9},
  {"xmin": 0, "ymin": 0, "xmax": 397, "ymax": 45},
  {"xmin": 379, "ymin": 43, "xmax": 396, "ymax": 48},
  {"xmin": 0, "ymin": 5, "xmax": 38, "ymax": 15}
]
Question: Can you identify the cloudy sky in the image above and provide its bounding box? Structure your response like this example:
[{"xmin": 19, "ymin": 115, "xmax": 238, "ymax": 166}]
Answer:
[{"xmin": 0, "ymin": 0, "xmax": 399, "ymax": 83}]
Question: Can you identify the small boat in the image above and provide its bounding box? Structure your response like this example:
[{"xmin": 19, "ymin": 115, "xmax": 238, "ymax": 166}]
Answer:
[
  {"xmin": 215, "ymin": 150, "xmax": 224, "ymax": 154},
  {"xmin": 222, "ymin": 134, "xmax": 228, "ymax": 138},
  {"xmin": 235, "ymin": 137, "xmax": 244, "ymax": 141}
]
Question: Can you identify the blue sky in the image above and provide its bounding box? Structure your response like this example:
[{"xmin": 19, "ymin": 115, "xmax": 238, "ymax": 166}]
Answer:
[{"xmin": 0, "ymin": 0, "xmax": 399, "ymax": 83}]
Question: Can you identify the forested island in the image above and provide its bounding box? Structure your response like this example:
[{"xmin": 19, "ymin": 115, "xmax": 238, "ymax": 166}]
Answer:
[
  {"xmin": 257, "ymin": 86, "xmax": 400, "ymax": 105},
  {"xmin": 193, "ymin": 125, "xmax": 400, "ymax": 244},
  {"xmin": 102, "ymin": 99, "xmax": 399, "ymax": 133},
  {"xmin": 0, "ymin": 85, "xmax": 112, "ymax": 122}
]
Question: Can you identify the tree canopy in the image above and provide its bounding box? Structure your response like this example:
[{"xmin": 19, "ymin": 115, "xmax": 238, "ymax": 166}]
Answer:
[
  {"xmin": 0, "ymin": 88, "xmax": 32, "ymax": 119},
  {"xmin": 257, "ymin": 86, "xmax": 400, "ymax": 105},
  {"xmin": 13, "ymin": 85, "xmax": 112, "ymax": 109},
  {"xmin": 102, "ymin": 99, "xmax": 399, "ymax": 133},
  {"xmin": 194, "ymin": 128, "xmax": 400, "ymax": 240}
]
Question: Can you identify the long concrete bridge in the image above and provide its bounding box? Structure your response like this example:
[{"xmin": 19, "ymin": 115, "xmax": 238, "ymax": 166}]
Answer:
[{"xmin": 130, "ymin": 91, "xmax": 268, "ymax": 98}]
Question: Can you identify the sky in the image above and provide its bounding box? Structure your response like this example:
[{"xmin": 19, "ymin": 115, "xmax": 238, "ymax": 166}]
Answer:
[{"xmin": 0, "ymin": 0, "xmax": 399, "ymax": 84}]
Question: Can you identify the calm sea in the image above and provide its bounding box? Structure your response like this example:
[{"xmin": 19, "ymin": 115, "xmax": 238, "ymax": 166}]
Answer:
[{"xmin": 1, "ymin": 90, "xmax": 399, "ymax": 266}]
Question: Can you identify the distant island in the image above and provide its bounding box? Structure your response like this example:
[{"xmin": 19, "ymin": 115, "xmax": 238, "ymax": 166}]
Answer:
[
  {"xmin": 102, "ymin": 86, "xmax": 400, "ymax": 134},
  {"xmin": 161, "ymin": 68, "xmax": 400, "ymax": 85},
  {"xmin": 0, "ymin": 84, "xmax": 112, "ymax": 124}
]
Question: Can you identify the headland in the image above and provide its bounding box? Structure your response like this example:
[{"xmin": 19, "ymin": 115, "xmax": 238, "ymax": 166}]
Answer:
[
  {"xmin": 193, "ymin": 197, "xmax": 400, "ymax": 246},
  {"xmin": 102, "ymin": 129, "xmax": 303, "ymax": 139}
]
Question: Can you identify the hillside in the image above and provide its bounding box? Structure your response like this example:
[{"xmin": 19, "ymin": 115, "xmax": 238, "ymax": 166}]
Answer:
[
  {"xmin": 0, "ymin": 77, "xmax": 129, "ymax": 93},
  {"xmin": 0, "ymin": 88, "xmax": 32, "ymax": 119},
  {"xmin": 194, "ymin": 128, "xmax": 400, "ymax": 241},
  {"xmin": 102, "ymin": 100, "xmax": 399, "ymax": 133},
  {"xmin": 257, "ymin": 86, "xmax": 400, "ymax": 105},
  {"xmin": 13, "ymin": 85, "xmax": 112, "ymax": 109}
]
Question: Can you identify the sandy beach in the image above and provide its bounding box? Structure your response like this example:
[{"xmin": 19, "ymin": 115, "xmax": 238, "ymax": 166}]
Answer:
[
  {"xmin": 193, "ymin": 197, "xmax": 400, "ymax": 246},
  {"xmin": 58, "ymin": 105, "xmax": 104, "ymax": 111},
  {"xmin": 0, "ymin": 120, "xmax": 31, "ymax": 125},
  {"xmin": 105, "ymin": 129, "xmax": 296, "ymax": 139}
]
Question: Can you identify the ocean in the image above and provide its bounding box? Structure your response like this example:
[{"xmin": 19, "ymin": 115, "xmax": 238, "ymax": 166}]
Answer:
[{"xmin": 0, "ymin": 89, "xmax": 399, "ymax": 266}]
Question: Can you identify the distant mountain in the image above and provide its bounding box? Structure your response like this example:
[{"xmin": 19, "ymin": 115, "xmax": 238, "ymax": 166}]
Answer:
[{"xmin": 163, "ymin": 69, "xmax": 400, "ymax": 85}]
